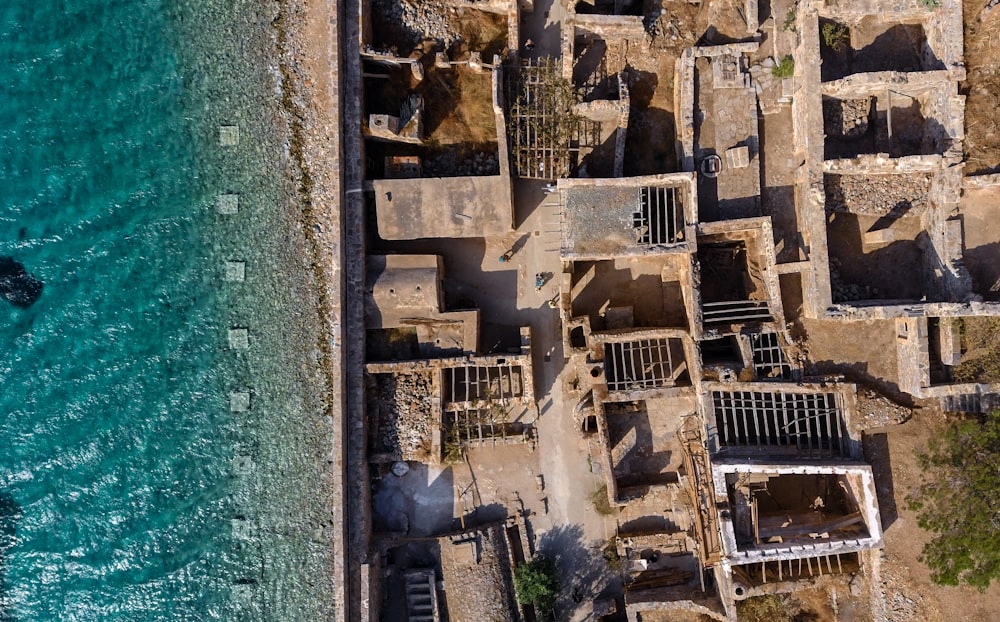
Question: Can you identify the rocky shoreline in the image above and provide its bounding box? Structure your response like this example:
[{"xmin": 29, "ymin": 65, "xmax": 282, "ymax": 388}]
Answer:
[{"xmin": 270, "ymin": 0, "xmax": 347, "ymax": 615}]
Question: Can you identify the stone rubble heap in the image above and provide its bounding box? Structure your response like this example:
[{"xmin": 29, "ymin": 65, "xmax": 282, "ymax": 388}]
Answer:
[
  {"xmin": 374, "ymin": 0, "xmax": 461, "ymax": 49},
  {"xmin": 374, "ymin": 373, "xmax": 435, "ymax": 457},
  {"xmin": 824, "ymin": 97, "xmax": 872, "ymax": 139},
  {"xmin": 825, "ymin": 173, "xmax": 932, "ymax": 218},
  {"xmin": 985, "ymin": 0, "xmax": 1000, "ymax": 19},
  {"xmin": 856, "ymin": 386, "xmax": 912, "ymax": 428},
  {"xmin": 875, "ymin": 551, "xmax": 939, "ymax": 621},
  {"xmin": 424, "ymin": 150, "xmax": 500, "ymax": 176},
  {"xmin": 829, "ymin": 256, "xmax": 880, "ymax": 302}
]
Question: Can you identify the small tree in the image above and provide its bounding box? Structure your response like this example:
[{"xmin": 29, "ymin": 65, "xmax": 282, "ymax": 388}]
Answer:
[
  {"xmin": 821, "ymin": 22, "xmax": 849, "ymax": 52},
  {"xmin": 908, "ymin": 410, "xmax": 1000, "ymax": 590},
  {"xmin": 514, "ymin": 556, "xmax": 560, "ymax": 614}
]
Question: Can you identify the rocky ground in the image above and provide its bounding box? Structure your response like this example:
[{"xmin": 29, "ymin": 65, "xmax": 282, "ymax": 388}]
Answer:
[
  {"xmin": 876, "ymin": 555, "xmax": 940, "ymax": 621},
  {"xmin": 962, "ymin": 0, "xmax": 1000, "ymax": 173},
  {"xmin": 439, "ymin": 527, "xmax": 516, "ymax": 622}
]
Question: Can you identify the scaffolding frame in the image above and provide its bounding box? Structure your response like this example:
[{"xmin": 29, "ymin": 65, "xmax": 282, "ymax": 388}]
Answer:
[
  {"xmin": 445, "ymin": 364, "xmax": 524, "ymax": 407},
  {"xmin": 702, "ymin": 300, "xmax": 773, "ymax": 325},
  {"xmin": 604, "ymin": 338, "xmax": 685, "ymax": 392},
  {"xmin": 732, "ymin": 551, "xmax": 859, "ymax": 588},
  {"xmin": 712, "ymin": 390, "xmax": 848, "ymax": 458},
  {"xmin": 442, "ymin": 407, "xmax": 532, "ymax": 450},
  {"xmin": 504, "ymin": 57, "xmax": 602, "ymax": 179}
]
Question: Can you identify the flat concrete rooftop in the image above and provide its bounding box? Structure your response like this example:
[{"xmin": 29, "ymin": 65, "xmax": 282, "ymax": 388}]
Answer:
[
  {"xmin": 558, "ymin": 173, "xmax": 697, "ymax": 258},
  {"xmin": 372, "ymin": 175, "xmax": 513, "ymax": 240}
]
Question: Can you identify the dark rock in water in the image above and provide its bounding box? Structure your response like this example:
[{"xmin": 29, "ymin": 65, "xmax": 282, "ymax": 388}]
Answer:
[
  {"xmin": 0, "ymin": 492, "xmax": 18, "ymax": 622},
  {"xmin": 0, "ymin": 492, "xmax": 18, "ymax": 541},
  {"xmin": 0, "ymin": 257, "xmax": 42, "ymax": 308}
]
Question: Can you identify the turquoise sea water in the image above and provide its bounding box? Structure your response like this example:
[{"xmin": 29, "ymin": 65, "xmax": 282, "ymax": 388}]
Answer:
[{"xmin": 0, "ymin": 1, "xmax": 334, "ymax": 620}]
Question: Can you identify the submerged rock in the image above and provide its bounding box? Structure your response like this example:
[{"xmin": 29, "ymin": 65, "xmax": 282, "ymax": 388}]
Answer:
[{"xmin": 0, "ymin": 257, "xmax": 43, "ymax": 308}]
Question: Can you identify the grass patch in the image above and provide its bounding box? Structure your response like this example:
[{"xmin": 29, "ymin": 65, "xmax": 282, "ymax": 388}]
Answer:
[
  {"xmin": 772, "ymin": 55, "xmax": 795, "ymax": 78},
  {"xmin": 954, "ymin": 318, "xmax": 1000, "ymax": 383},
  {"xmin": 590, "ymin": 484, "xmax": 617, "ymax": 516},
  {"xmin": 602, "ymin": 538, "xmax": 622, "ymax": 571},
  {"xmin": 422, "ymin": 66, "xmax": 498, "ymax": 146},
  {"xmin": 782, "ymin": 8, "xmax": 797, "ymax": 32}
]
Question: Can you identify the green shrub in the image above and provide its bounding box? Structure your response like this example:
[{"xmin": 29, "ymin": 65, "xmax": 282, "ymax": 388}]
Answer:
[
  {"xmin": 602, "ymin": 538, "xmax": 622, "ymax": 571},
  {"xmin": 919, "ymin": 0, "xmax": 940, "ymax": 8},
  {"xmin": 772, "ymin": 55, "xmax": 795, "ymax": 78},
  {"xmin": 782, "ymin": 9, "xmax": 797, "ymax": 32},
  {"xmin": 821, "ymin": 22, "xmax": 849, "ymax": 51}
]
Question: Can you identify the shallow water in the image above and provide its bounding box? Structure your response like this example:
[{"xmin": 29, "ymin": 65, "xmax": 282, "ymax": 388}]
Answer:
[{"xmin": 0, "ymin": 1, "xmax": 334, "ymax": 619}]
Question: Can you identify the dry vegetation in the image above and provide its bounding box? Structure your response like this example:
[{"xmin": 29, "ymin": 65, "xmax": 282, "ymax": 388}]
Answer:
[
  {"xmin": 963, "ymin": 0, "xmax": 1000, "ymax": 174},
  {"xmin": 736, "ymin": 589, "xmax": 836, "ymax": 622},
  {"xmin": 954, "ymin": 317, "xmax": 1000, "ymax": 382},
  {"xmin": 423, "ymin": 65, "xmax": 498, "ymax": 146},
  {"xmin": 590, "ymin": 484, "xmax": 617, "ymax": 516}
]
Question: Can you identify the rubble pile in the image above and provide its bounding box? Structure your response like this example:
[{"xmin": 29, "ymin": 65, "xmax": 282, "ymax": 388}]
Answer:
[
  {"xmin": 984, "ymin": 0, "xmax": 1000, "ymax": 19},
  {"xmin": 374, "ymin": 372, "xmax": 435, "ymax": 457},
  {"xmin": 825, "ymin": 173, "xmax": 932, "ymax": 218},
  {"xmin": 824, "ymin": 97, "xmax": 872, "ymax": 139},
  {"xmin": 856, "ymin": 386, "xmax": 911, "ymax": 428},
  {"xmin": 373, "ymin": 0, "xmax": 460, "ymax": 49},
  {"xmin": 829, "ymin": 256, "xmax": 880, "ymax": 302},
  {"xmin": 423, "ymin": 150, "xmax": 500, "ymax": 176},
  {"xmin": 875, "ymin": 552, "xmax": 939, "ymax": 621}
]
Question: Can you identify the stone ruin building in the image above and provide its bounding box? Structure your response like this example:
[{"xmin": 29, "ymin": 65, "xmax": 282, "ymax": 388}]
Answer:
[{"xmin": 336, "ymin": 0, "xmax": 1000, "ymax": 620}]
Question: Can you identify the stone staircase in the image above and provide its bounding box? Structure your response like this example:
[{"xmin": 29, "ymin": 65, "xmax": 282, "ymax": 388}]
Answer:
[{"xmin": 404, "ymin": 569, "xmax": 439, "ymax": 622}]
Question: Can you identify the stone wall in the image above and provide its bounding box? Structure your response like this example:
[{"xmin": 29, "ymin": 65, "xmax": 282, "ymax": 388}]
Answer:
[
  {"xmin": 710, "ymin": 461, "xmax": 884, "ymax": 564},
  {"xmin": 696, "ymin": 217, "xmax": 787, "ymax": 340},
  {"xmin": 827, "ymin": 300, "xmax": 1000, "ymax": 320},
  {"xmin": 346, "ymin": 0, "xmax": 372, "ymax": 619},
  {"xmin": 894, "ymin": 316, "xmax": 1000, "ymax": 402},
  {"xmin": 812, "ymin": 0, "xmax": 965, "ymax": 70},
  {"xmin": 790, "ymin": 8, "xmax": 833, "ymax": 319}
]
